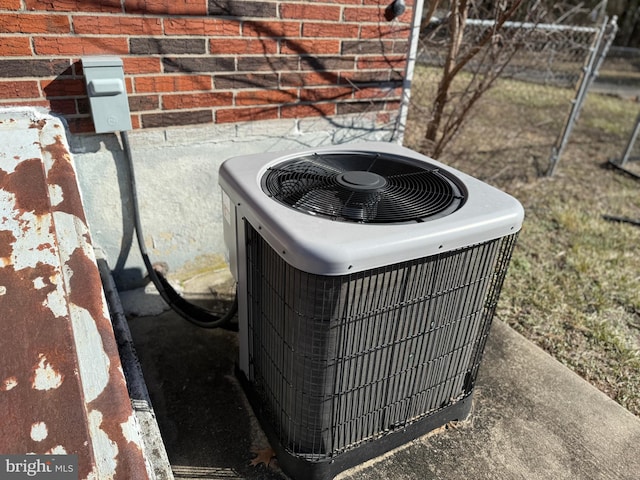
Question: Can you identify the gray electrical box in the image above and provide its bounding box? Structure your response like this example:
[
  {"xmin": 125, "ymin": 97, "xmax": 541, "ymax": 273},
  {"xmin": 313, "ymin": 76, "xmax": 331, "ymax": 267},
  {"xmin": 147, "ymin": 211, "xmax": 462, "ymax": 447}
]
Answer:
[{"xmin": 82, "ymin": 56, "xmax": 132, "ymax": 133}]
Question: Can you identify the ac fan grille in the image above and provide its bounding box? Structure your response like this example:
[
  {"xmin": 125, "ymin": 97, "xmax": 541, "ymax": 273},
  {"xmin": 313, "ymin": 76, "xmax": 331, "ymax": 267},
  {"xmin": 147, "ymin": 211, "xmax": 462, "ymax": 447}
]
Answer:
[
  {"xmin": 262, "ymin": 152, "xmax": 466, "ymax": 223},
  {"xmin": 244, "ymin": 222, "xmax": 518, "ymax": 458}
]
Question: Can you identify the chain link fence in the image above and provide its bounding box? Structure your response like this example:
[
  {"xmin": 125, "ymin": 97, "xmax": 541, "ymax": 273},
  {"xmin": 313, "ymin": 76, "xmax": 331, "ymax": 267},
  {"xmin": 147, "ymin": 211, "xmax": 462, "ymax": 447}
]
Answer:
[{"xmin": 404, "ymin": 7, "xmax": 618, "ymax": 177}]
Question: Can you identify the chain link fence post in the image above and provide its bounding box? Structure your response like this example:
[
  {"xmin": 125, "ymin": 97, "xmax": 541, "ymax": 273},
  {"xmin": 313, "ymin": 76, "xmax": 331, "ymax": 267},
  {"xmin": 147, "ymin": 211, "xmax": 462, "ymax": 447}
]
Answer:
[{"xmin": 547, "ymin": 16, "xmax": 619, "ymax": 176}]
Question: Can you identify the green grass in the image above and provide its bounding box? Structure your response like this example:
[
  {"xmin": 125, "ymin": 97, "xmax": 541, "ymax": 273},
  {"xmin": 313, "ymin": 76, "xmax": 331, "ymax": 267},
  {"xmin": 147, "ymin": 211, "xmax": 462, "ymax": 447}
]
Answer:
[{"xmin": 406, "ymin": 66, "xmax": 640, "ymax": 415}]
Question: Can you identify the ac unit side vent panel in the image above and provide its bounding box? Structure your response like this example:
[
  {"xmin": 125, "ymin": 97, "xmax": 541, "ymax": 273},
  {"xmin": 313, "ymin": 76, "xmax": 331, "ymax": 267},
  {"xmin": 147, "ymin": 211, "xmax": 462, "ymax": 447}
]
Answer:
[{"xmin": 244, "ymin": 221, "xmax": 518, "ymax": 459}]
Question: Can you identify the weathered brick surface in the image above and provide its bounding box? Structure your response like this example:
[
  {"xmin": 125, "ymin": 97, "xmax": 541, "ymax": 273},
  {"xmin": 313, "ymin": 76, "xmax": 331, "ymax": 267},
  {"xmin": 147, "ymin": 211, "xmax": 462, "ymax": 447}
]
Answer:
[
  {"xmin": 216, "ymin": 105, "xmax": 279, "ymax": 123},
  {"xmin": 0, "ymin": 0, "xmax": 414, "ymax": 133},
  {"xmin": 0, "ymin": 80, "xmax": 40, "ymax": 98},
  {"xmin": 128, "ymin": 94, "xmax": 160, "ymax": 112},
  {"xmin": 235, "ymin": 89, "xmax": 297, "ymax": 106},
  {"xmin": 237, "ymin": 56, "xmax": 300, "ymax": 73},
  {"xmin": 344, "ymin": 6, "xmax": 386, "ymax": 22},
  {"xmin": 134, "ymin": 75, "xmax": 212, "ymax": 93},
  {"xmin": 214, "ymin": 73, "xmax": 279, "ymax": 90},
  {"xmin": 242, "ymin": 20, "xmax": 301, "ymax": 38},
  {"xmin": 280, "ymin": 71, "xmax": 337, "ymax": 87},
  {"xmin": 279, "ymin": 4, "xmax": 341, "ymax": 21},
  {"xmin": 299, "ymin": 86, "xmax": 354, "ymax": 102},
  {"xmin": 0, "ymin": 59, "xmax": 70, "ymax": 77},
  {"xmin": 164, "ymin": 18, "xmax": 239, "ymax": 36},
  {"xmin": 125, "ymin": 0, "xmax": 207, "ymax": 15},
  {"xmin": 123, "ymin": 57, "xmax": 163, "ymax": 74},
  {"xmin": 41, "ymin": 78, "xmax": 86, "ymax": 97},
  {"xmin": 33, "ymin": 36, "xmax": 128, "ymax": 55},
  {"xmin": 302, "ymin": 22, "xmax": 360, "ymax": 38},
  {"xmin": 142, "ymin": 109, "xmax": 213, "ymax": 128},
  {"xmin": 130, "ymin": 38, "xmax": 206, "ymax": 55},
  {"xmin": 209, "ymin": 0, "xmax": 276, "ymax": 18},
  {"xmin": 281, "ymin": 39, "xmax": 341, "ymax": 56},
  {"xmin": 0, "ymin": 37, "xmax": 32, "ymax": 56},
  {"xmin": 0, "ymin": 14, "xmax": 70, "ymax": 33},
  {"xmin": 209, "ymin": 38, "xmax": 277, "ymax": 55},
  {"xmin": 162, "ymin": 91, "xmax": 233, "ymax": 109},
  {"xmin": 162, "ymin": 56, "xmax": 234, "ymax": 73},
  {"xmin": 25, "ymin": 0, "xmax": 121, "ymax": 12},
  {"xmin": 0, "ymin": 0, "xmax": 21, "ymax": 9},
  {"xmin": 281, "ymin": 102, "xmax": 336, "ymax": 118},
  {"xmin": 73, "ymin": 15, "xmax": 162, "ymax": 35}
]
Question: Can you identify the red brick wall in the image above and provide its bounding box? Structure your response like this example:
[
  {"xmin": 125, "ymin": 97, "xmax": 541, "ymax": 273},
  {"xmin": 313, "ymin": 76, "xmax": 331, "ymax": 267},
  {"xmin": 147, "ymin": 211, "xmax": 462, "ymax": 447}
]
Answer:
[{"xmin": 0, "ymin": 0, "xmax": 414, "ymax": 133}]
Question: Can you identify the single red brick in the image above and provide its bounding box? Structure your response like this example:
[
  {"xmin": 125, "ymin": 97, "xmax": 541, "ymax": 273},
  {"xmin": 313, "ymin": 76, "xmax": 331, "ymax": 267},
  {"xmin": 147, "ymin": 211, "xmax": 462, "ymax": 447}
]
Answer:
[
  {"xmin": 210, "ymin": 38, "xmax": 277, "ymax": 55},
  {"xmin": 48, "ymin": 98, "xmax": 78, "ymax": 115},
  {"xmin": 124, "ymin": 0, "xmax": 206, "ymax": 15},
  {"xmin": 235, "ymin": 89, "xmax": 297, "ymax": 106},
  {"xmin": 33, "ymin": 36, "xmax": 128, "ymax": 55},
  {"xmin": 40, "ymin": 78, "xmax": 86, "ymax": 97},
  {"xmin": 0, "ymin": 0, "xmax": 21, "ymax": 9},
  {"xmin": 281, "ymin": 102, "xmax": 336, "ymax": 119},
  {"xmin": 357, "ymin": 55, "xmax": 407, "ymax": 70},
  {"xmin": 134, "ymin": 75, "xmax": 212, "ymax": 93},
  {"xmin": 360, "ymin": 24, "xmax": 411, "ymax": 40},
  {"xmin": 128, "ymin": 94, "xmax": 159, "ymax": 112},
  {"xmin": 0, "ymin": 80, "xmax": 40, "ymax": 99},
  {"xmin": 281, "ymin": 39, "xmax": 340, "ymax": 55},
  {"xmin": 299, "ymin": 86, "xmax": 353, "ymax": 102},
  {"xmin": 162, "ymin": 91, "xmax": 232, "ymax": 109},
  {"xmin": 216, "ymin": 106, "xmax": 279, "ymax": 124},
  {"xmin": 354, "ymin": 85, "xmax": 402, "ymax": 100},
  {"xmin": 302, "ymin": 22, "xmax": 359, "ymax": 39},
  {"xmin": 123, "ymin": 57, "xmax": 162, "ymax": 74},
  {"xmin": 243, "ymin": 20, "xmax": 301, "ymax": 38},
  {"xmin": 280, "ymin": 71, "xmax": 338, "ymax": 87},
  {"xmin": 343, "ymin": 6, "xmax": 385, "ymax": 23},
  {"xmin": 0, "ymin": 37, "xmax": 32, "ymax": 56},
  {"xmin": 280, "ymin": 4, "xmax": 341, "ymax": 21},
  {"xmin": 0, "ymin": 14, "xmax": 70, "ymax": 34},
  {"xmin": 300, "ymin": 55, "xmax": 355, "ymax": 71},
  {"xmin": 25, "ymin": 0, "xmax": 121, "ymax": 13},
  {"xmin": 73, "ymin": 15, "xmax": 162, "ymax": 35},
  {"xmin": 164, "ymin": 17, "xmax": 239, "ymax": 35},
  {"xmin": 141, "ymin": 109, "xmax": 212, "ymax": 128}
]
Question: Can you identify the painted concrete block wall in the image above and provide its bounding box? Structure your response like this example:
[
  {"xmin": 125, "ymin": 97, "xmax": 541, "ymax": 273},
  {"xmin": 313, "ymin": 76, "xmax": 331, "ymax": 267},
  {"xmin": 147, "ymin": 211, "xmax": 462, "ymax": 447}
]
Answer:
[
  {"xmin": 0, "ymin": 0, "xmax": 419, "ymax": 288},
  {"xmin": 70, "ymin": 113, "xmax": 394, "ymax": 289}
]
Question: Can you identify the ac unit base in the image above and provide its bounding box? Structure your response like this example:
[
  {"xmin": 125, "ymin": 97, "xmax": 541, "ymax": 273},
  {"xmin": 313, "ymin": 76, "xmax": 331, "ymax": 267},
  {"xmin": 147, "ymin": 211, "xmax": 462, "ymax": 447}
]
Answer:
[{"xmin": 238, "ymin": 368, "xmax": 473, "ymax": 480}]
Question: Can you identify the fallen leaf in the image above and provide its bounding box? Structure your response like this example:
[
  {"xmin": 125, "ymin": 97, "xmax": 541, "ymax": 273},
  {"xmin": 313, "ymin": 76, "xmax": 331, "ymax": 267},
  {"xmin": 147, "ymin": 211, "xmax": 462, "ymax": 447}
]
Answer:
[{"xmin": 250, "ymin": 446, "xmax": 276, "ymax": 467}]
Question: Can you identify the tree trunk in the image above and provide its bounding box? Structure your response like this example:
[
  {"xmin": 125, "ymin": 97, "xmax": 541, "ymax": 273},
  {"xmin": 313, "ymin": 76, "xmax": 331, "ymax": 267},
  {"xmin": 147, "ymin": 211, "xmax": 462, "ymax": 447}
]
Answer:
[{"xmin": 424, "ymin": 0, "xmax": 469, "ymax": 147}]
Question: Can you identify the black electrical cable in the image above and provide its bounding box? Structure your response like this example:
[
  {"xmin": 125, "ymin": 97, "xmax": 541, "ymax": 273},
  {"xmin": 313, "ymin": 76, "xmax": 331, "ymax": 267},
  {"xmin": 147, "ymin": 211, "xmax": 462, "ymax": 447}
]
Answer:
[{"xmin": 120, "ymin": 130, "xmax": 238, "ymax": 330}]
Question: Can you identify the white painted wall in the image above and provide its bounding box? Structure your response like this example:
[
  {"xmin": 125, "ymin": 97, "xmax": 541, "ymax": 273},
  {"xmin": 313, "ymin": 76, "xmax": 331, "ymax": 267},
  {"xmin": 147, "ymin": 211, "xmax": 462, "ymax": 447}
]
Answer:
[{"xmin": 69, "ymin": 113, "xmax": 396, "ymax": 289}]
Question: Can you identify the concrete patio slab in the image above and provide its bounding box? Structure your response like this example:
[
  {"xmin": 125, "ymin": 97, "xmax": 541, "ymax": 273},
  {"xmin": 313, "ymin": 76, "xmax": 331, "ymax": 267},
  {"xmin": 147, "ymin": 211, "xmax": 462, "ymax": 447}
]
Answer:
[{"xmin": 122, "ymin": 272, "xmax": 640, "ymax": 480}]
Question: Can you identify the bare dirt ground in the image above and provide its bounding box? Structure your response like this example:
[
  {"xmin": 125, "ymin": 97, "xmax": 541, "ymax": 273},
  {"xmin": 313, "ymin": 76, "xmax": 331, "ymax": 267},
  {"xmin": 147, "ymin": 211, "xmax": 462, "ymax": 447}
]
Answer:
[{"xmin": 405, "ymin": 68, "xmax": 640, "ymax": 416}]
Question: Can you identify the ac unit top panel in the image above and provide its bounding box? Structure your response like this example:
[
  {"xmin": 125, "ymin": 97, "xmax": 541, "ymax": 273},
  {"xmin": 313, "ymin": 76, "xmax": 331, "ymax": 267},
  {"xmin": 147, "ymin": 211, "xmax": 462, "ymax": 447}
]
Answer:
[{"xmin": 219, "ymin": 142, "xmax": 524, "ymax": 276}]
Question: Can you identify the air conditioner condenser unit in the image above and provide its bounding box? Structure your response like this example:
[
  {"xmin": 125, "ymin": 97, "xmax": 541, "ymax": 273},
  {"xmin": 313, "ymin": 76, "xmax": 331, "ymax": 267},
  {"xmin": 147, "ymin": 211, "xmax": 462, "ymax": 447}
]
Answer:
[{"xmin": 218, "ymin": 142, "xmax": 524, "ymax": 480}]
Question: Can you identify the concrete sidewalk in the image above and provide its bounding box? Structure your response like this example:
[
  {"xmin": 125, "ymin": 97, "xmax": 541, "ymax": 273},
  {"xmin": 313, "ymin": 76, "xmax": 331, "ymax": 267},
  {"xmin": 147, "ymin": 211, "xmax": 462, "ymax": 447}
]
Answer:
[{"xmin": 120, "ymin": 273, "xmax": 640, "ymax": 480}]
